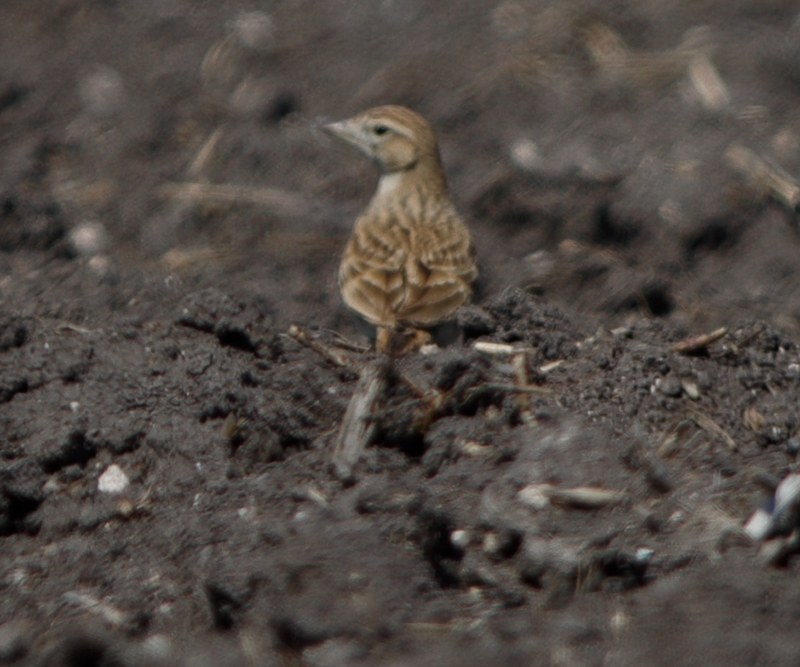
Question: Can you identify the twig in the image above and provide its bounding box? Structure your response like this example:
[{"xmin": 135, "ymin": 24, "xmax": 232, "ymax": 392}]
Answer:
[
  {"xmin": 512, "ymin": 352, "xmax": 532, "ymax": 414},
  {"xmin": 519, "ymin": 483, "xmax": 627, "ymax": 510},
  {"xmin": 158, "ymin": 182, "xmax": 310, "ymax": 218},
  {"xmin": 331, "ymin": 360, "xmax": 387, "ymax": 483},
  {"xmin": 187, "ymin": 126, "xmax": 225, "ymax": 180},
  {"xmin": 688, "ymin": 55, "xmax": 730, "ymax": 111},
  {"xmin": 484, "ymin": 383, "xmax": 552, "ymax": 395},
  {"xmin": 688, "ymin": 408, "xmax": 737, "ymax": 451},
  {"xmin": 286, "ymin": 324, "xmax": 356, "ymax": 370},
  {"xmin": 670, "ymin": 326, "xmax": 727, "ymax": 354},
  {"xmin": 473, "ymin": 341, "xmax": 524, "ymax": 356},
  {"xmin": 725, "ymin": 143, "xmax": 800, "ymax": 212}
]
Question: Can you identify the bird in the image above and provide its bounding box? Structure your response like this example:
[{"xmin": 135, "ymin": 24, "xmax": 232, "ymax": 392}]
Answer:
[{"xmin": 325, "ymin": 105, "xmax": 478, "ymax": 356}]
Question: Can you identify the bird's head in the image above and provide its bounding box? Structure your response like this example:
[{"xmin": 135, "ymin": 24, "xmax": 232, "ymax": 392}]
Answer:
[{"xmin": 325, "ymin": 105, "xmax": 440, "ymax": 175}]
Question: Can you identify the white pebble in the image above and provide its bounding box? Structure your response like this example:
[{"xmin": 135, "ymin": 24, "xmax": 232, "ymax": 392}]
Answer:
[
  {"xmin": 682, "ymin": 380, "xmax": 700, "ymax": 400},
  {"xmin": 450, "ymin": 529, "xmax": 470, "ymax": 550},
  {"xmin": 510, "ymin": 138, "xmax": 542, "ymax": 172},
  {"xmin": 744, "ymin": 508, "xmax": 772, "ymax": 541},
  {"xmin": 69, "ymin": 221, "xmax": 109, "ymax": 257},
  {"xmin": 518, "ymin": 484, "xmax": 553, "ymax": 510},
  {"xmin": 98, "ymin": 464, "xmax": 130, "ymax": 494}
]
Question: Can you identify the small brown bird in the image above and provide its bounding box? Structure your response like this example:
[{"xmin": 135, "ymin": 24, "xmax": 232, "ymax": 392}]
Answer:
[{"xmin": 325, "ymin": 105, "xmax": 477, "ymax": 355}]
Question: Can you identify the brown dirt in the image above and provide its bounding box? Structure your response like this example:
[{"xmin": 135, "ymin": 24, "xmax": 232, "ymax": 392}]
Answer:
[{"xmin": 3, "ymin": 1, "xmax": 800, "ymax": 665}]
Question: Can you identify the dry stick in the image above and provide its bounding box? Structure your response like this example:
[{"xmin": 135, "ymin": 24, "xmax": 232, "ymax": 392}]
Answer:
[
  {"xmin": 688, "ymin": 407, "xmax": 738, "ymax": 451},
  {"xmin": 287, "ymin": 325, "xmax": 440, "ymax": 480},
  {"xmin": 158, "ymin": 182, "xmax": 311, "ymax": 218},
  {"xmin": 286, "ymin": 325, "xmax": 375, "ymax": 481},
  {"xmin": 187, "ymin": 126, "xmax": 225, "ymax": 181},
  {"xmin": 480, "ymin": 383, "xmax": 552, "ymax": 395},
  {"xmin": 512, "ymin": 352, "xmax": 531, "ymax": 405},
  {"xmin": 725, "ymin": 143, "xmax": 800, "ymax": 211},
  {"xmin": 331, "ymin": 360, "xmax": 387, "ymax": 483},
  {"xmin": 285, "ymin": 325, "xmax": 354, "ymax": 370},
  {"xmin": 670, "ymin": 326, "xmax": 727, "ymax": 354},
  {"xmin": 688, "ymin": 55, "xmax": 730, "ymax": 111}
]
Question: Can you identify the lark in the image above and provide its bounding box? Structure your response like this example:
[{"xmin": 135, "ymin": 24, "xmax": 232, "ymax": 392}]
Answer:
[{"xmin": 325, "ymin": 105, "xmax": 478, "ymax": 355}]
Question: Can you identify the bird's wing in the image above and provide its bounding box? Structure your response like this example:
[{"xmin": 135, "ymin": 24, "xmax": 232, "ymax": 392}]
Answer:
[
  {"xmin": 340, "ymin": 202, "xmax": 478, "ymax": 328},
  {"xmin": 397, "ymin": 204, "xmax": 477, "ymax": 326},
  {"xmin": 339, "ymin": 212, "xmax": 409, "ymax": 326}
]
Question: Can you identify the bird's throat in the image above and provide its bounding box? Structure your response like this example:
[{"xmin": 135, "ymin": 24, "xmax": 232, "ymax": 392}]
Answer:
[{"xmin": 374, "ymin": 159, "xmax": 447, "ymax": 202}]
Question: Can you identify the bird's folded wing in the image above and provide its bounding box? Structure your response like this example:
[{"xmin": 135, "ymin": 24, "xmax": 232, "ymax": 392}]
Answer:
[
  {"xmin": 398, "ymin": 212, "xmax": 477, "ymax": 325},
  {"xmin": 339, "ymin": 216, "xmax": 408, "ymax": 326},
  {"xmin": 340, "ymin": 206, "xmax": 478, "ymax": 328}
]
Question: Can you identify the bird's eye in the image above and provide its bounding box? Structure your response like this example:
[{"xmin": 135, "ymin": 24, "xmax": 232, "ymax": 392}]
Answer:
[{"xmin": 373, "ymin": 124, "xmax": 388, "ymax": 135}]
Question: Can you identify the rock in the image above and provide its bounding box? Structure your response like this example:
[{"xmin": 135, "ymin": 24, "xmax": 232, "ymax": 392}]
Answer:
[
  {"xmin": 68, "ymin": 221, "xmax": 109, "ymax": 257},
  {"xmin": 97, "ymin": 464, "xmax": 130, "ymax": 494},
  {"xmin": 654, "ymin": 376, "xmax": 683, "ymax": 397},
  {"xmin": 509, "ymin": 138, "xmax": 542, "ymax": 172}
]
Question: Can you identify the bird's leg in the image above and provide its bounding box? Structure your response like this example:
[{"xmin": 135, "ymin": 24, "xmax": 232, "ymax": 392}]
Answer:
[
  {"xmin": 376, "ymin": 327, "xmax": 393, "ymax": 355},
  {"xmin": 376, "ymin": 326, "xmax": 434, "ymax": 357}
]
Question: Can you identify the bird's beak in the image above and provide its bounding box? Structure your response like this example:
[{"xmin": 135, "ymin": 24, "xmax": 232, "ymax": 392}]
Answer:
[{"xmin": 324, "ymin": 120, "xmax": 361, "ymax": 147}]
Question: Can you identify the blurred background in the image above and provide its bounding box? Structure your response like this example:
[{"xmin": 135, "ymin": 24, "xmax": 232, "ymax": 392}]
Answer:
[{"xmin": 2, "ymin": 0, "xmax": 800, "ymax": 336}]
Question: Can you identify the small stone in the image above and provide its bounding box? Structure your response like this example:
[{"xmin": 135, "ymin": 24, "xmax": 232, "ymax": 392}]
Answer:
[
  {"xmin": 117, "ymin": 498, "xmax": 135, "ymax": 518},
  {"xmin": 654, "ymin": 376, "xmax": 682, "ymax": 397},
  {"xmin": 510, "ymin": 138, "xmax": 542, "ymax": 172},
  {"xmin": 518, "ymin": 484, "xmax": 552, "ymax": 510},
  {"xmin": 681, "ymin": 380, "xmax": 700, "ymax": 400},
  {"xmin": 69, "ymin": 221, "xmax": 109, "ymax": 257},
  {"xmin": 98, "ymin": 464, "xmax": 130, "ymax": 494},
  {"xmin": 786, "ymin": 437, "xmax": 800, "ymax": 456},
  {"xmin": 450, "ymin": 529, "xmax": 470, "ymax": 551}
]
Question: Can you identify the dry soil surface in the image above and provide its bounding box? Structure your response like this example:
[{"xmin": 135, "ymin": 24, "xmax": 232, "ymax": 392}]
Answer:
[{"xmin": 3, "ymin": 1, "xmax": 800, "ymax": 665}]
